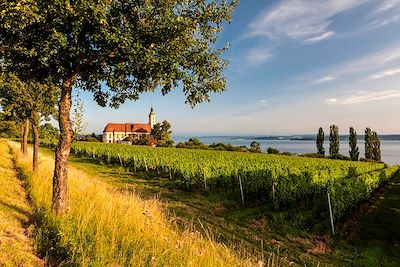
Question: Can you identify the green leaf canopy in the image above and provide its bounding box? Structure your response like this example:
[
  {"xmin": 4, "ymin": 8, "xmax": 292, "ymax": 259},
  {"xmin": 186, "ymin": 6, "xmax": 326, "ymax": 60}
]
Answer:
[{"xmin": 1, "ymin": 0, "xmax": 237, "ymax": 107}]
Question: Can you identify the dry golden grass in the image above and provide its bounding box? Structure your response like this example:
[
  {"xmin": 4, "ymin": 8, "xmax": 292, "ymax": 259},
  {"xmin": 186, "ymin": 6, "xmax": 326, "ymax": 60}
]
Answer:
[
  {"xmin": 9, "ymin": 141, "xmax": 261, "ymax": 266},
  {"xmin": 0, "ymin": 141, "xmax": 43, "ymax": 266}
]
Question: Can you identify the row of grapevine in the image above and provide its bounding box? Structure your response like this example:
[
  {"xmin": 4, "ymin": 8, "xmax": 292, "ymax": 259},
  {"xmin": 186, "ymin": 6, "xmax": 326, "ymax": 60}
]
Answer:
[{"xmin": 70, "ymin": 142, "xmax": 399, "ymax": 220}]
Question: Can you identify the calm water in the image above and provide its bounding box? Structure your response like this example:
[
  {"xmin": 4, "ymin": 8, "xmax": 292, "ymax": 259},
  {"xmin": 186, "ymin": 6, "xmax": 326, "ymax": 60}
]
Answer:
[{"xmin": 173, "ymin": 136, "xmax": 400, "ymax": 166}]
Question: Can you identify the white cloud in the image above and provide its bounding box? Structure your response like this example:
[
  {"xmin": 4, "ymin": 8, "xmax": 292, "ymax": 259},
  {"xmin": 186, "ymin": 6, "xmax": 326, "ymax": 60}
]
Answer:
[
  {"xmin": 369, "ymin": 68, "xmax": 400, "ymax": 80},
  {"xmin": 248, "ymin": 0, "xmax": 367, "ymax": 43},
  {"xmin": 325, "ymin": 90, "xmax": 400, "ymax": 105},
  {"xmin": 311, "ymin": 42, "xmax": 400, "ymax": 82},
  {"xmin": 245, "ymin": 46, "xmax": 272, "ymax": 66},
  {"xmin": 311, "ymin": 76, "xmax": 336, "ymax": 85},
  {"xmin": 373, "ymin": 0, "xmax": 400, "ymax": 15},
  {"xmin": 260, "ymin": 99, "xmax": 268, "ymax": 106},
  {"xmin": 367, "ymin": 13, "xmax": 400, "ymax": 29},
  {"xmin": 304, "ymin": 31, "xmax": 335, "ymax": 44},
  {"xmin": 366, "ymin": 0, "xmax": 400, "ymax": 29}
]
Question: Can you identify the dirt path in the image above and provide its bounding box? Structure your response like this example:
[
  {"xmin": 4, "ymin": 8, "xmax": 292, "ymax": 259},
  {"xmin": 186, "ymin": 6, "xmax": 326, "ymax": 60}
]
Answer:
[
  {"xmin": 0, "ymin": 141, "xmax": 43, "ymax": 266},
  {"xmin": 348, "ymin": 173, "xmax": 400, "ymax": 266}
]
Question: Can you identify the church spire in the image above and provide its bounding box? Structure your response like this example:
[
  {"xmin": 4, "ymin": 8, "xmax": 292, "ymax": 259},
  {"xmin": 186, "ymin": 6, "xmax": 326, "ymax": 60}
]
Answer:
[{"xmin": 149, "ymin": 105, "xmax": 156, "ymax": 129}]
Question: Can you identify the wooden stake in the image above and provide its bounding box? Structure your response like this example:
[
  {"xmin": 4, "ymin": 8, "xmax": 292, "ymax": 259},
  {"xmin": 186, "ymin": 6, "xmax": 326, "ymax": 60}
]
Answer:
[
  {"xmin": 327, "ymin": 190, "xmax": 335, "ymax": 235},
  {"xmin": 238, "ymin": 174, "xmax": 245, "ymax": 207},
  {"xmin": 272, "ymin": 180, "xmax": 278, "ymax": 209},
  {"xmin": 118, "ymin": 153, "xmax": 123, "ymax": 167},
  {"xmin": 144, "ymin": 158, "xmax": 148, "ymax": 172},
  {"xmin": 203, "ymin": 171, "xmax": 208, "ymax": 191}
]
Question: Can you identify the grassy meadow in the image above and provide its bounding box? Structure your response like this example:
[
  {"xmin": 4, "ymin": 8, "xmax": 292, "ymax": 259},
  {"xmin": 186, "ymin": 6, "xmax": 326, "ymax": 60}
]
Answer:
[
  {"xmin": 0, "ymin": 139, "xmax": 398, "ymax": 266},
  {"xmin": 0, "ymin": 141, "xmax": 43, "ymax": 266},
  {"xmin": 61, "ymin": 143, "xmax": 400, "ymax": 266},
  {"xmin": 7, "ymin": 141, "xmax": 267, "ymax": 266}
]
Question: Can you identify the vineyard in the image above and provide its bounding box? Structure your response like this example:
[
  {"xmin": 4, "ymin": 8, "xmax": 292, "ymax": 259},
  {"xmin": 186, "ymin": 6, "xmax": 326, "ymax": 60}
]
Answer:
[{"xmin": 70, "ymin": 142, "xmax": 399, "ymax": 221}]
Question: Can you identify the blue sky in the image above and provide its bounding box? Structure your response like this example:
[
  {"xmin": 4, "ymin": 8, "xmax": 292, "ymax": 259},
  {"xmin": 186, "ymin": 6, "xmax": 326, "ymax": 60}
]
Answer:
[{"xmin": 80, "ymin": 0, "xmax": 400, "ymax": 135}]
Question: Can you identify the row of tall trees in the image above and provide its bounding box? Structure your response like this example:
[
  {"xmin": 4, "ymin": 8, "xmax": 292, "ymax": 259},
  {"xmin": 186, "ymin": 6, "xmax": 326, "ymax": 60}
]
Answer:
[
  {"xmin": 0, "ymin": 73, "xmax": 58, "ymax": 171},
  {"xmin": 316, "ymin": 126, "xmax": 381, "ymax": 161},
  {"xmin": 1, "ymin": 0, "xmax": 237, "ymax": 214}
]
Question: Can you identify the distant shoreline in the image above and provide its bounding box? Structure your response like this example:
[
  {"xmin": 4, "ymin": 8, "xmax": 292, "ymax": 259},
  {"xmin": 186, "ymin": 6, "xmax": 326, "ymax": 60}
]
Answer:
[{"xmin": 173, "ymin": 135, "xmax": 400, "ymax": 141}]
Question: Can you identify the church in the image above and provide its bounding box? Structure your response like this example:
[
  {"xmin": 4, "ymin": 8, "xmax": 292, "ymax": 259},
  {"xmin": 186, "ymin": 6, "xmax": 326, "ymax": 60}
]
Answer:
[{"xmin": 102, "ymin": 107, "xmax": 156, "ymax": 144}]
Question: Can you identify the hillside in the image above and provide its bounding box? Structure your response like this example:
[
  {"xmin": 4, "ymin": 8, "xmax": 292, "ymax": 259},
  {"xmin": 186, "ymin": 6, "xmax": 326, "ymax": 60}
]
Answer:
[
  {"xmin": 0, "ymin": 141, "xmax": 43, "ymax": 266},
  {"xmin": 5, "ymin": 141, "xmax": 259, "ymax": 266},
  {"xmin": 46, "ymin": 142, "xmax": 400, "ymax": 265}
]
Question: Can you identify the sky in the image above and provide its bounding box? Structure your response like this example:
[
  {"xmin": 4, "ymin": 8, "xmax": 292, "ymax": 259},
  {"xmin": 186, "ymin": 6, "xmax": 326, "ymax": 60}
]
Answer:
[{"xmin": 79, "ymin": 0, "xmax": 400, "ymax": 135}]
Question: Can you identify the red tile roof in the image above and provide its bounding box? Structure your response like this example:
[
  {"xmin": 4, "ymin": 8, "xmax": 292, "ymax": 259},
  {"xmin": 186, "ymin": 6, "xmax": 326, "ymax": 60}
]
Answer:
[{"xmin": 103, "ymin": 123, "xmax": 151, "ymax": 133}]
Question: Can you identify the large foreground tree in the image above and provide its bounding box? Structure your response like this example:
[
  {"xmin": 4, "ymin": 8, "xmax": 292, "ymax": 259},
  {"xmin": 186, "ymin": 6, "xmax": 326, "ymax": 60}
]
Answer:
[{"xmin": 1, "ymin": 0, "xmax": 237, "ymax": 214}]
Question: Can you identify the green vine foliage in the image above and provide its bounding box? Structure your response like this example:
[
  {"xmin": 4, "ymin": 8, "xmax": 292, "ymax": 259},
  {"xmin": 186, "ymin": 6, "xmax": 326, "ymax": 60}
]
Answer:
[{"xmin": 69, "ymin": 142, "xmax": 399, "ymax": 221}]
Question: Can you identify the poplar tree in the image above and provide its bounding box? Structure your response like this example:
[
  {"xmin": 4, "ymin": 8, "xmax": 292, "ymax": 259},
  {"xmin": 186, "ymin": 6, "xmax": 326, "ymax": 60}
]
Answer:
[
  {"xmin": 365, "ymin": 127, "xmax": 373, "ymax": 159},
  {"xmin": 349, "ymin": 127, "xmax": 359, "ymax": 161},
  {"xmin": 2, "ymin": 0, "xmax": 237, "ymax": 213},
  {"xmin": 372, "ymin": 131, "xmax": 381, "ymax": 161},
  {"xmin": 329, "ymin": 125, "xmax": 339, "ymax": 156},
  {"xmin": 316, "ymin": 127, "xmax": 325, "ymax": 156}
]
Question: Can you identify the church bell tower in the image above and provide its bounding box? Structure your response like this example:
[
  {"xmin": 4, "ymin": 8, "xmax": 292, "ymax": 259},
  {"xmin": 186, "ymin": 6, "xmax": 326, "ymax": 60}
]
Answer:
[{"xmin": 149, "ymin": 106, "xmax": 156, "ymax": 129}]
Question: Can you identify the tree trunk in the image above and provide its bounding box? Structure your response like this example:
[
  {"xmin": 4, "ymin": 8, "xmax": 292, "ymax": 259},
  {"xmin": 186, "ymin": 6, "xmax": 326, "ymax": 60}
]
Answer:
[
  {"xmin": 22, "ymin": 119, "xmax": 30, "ymax": 156},
  {"xmin": 52, "ymin": 79, "xmax": 73, "ymax": 214},
  {"xmin": 32, "ymin": 120, "xmax": 39, "ymax": 172},
  {"xmin": 20, "ymin": 122, "xmax": 24, "ymax": 153}
]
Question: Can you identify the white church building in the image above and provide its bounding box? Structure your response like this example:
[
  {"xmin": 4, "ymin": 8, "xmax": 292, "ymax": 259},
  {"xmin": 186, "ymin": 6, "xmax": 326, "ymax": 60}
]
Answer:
[{"xmin": 102, "ymin": 107, "xmax": 156, "ymax": 144}]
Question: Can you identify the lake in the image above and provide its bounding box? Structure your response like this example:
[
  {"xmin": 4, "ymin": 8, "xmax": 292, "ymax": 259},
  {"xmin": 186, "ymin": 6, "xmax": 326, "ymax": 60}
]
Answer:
[{"xmin": 173, "ymin": 136, "xmax": 400, "ymax": 166}]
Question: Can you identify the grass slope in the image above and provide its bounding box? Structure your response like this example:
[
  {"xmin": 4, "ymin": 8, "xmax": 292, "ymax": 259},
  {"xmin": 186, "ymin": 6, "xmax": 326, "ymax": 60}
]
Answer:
[
  {"xmin": 0, "ymin": 141, "xmax": 43, "ymax": 266},
  {"xmin": 346, "ymin": 173, "xmax": 400, "ymax": 266},
  {"xmin": 55, "ymin": 149, "xmax": 339, "ymax": 266},
  {"xmin": 10, "ymin": 142, "xmax": 266, "ymax": 266},
  {"xmin": 58, "ymin": 146, "xmax": 400, "ymax": 267}
]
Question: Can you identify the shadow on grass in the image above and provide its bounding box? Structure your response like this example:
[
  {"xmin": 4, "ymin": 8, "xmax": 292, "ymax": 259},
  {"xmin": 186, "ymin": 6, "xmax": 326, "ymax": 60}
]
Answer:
[
  {"xmin": 343, "ymin": 173, "xmax": 400, "ymax": 266},
  {"xmin": 11, "ymin": 149, "xmax": 71, "ymax": 266}
]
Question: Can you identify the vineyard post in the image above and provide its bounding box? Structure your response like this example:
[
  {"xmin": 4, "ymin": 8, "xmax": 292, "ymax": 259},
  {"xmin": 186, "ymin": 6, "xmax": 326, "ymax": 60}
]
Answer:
[
  {"xmin": 156, "ymin": 157, "xmax": 160, "ymax": 175},
  {"xmin": 118, "ymin": 153, "xmax": 123, "ymax": 167},
  {"xmin": 327, "ymin": 189, "xmax": 335, "ymax": 235},
  {"xmin": 144, "ymin": 158, "xmax": 148, "ymax": 172},
  {"xmin": 92, "ymin": 149, "xmax": 95, "ymax": 159},
  {"xmin": 272, "ymin": 180, "xmax": 278, "ymax": 209},
  {"xmin": 107, "ymin": 152, "xmax": 110, "ymax": 164},
  {"xmin": 203, "ymin": 170, "xmax": 208, "ymax": 191},
  {"xmin": 238, "ymin": 174, "xmax": 245, "ymax": 207},
  {"xmin": 169, "ymin": 165, "xmax": 172, "ymax": 180}
]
